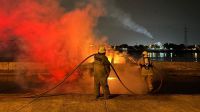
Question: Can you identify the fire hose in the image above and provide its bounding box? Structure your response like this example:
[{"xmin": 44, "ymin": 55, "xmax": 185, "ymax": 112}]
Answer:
[
  {"xmin": 151, "ymin": 66, "xmax": 164, "ymax": 93},
  {"xmin": 127, "ymin": 56, "xmax": 163, "ymax": 93},
  {"xmin": 14, "ymin": 54, "xmax": 137, "ymax": 112}
]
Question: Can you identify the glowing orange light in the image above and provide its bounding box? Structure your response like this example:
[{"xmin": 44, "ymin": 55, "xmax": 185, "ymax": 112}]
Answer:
[
  {"xmin": 107, "ymin": 51, "xmax": 126, "ymax": 64},
  {"xmin": 108, "ymin": 77, "xmax": 117, "ymax": 80}
]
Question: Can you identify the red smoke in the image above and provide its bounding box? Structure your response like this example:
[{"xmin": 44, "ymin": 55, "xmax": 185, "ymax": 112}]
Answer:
[{"xmin": 0, "ymin": 0, "xmax": 104, "ymax": 83}]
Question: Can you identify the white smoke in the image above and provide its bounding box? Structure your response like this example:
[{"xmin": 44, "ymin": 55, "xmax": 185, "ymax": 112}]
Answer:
[{"xmin": 108, "ymin": 2, "xmax": 154, "ymax": 39}]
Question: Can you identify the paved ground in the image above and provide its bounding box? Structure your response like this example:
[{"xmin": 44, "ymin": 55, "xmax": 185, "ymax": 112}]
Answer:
[
  {"xmin": 0, "ymin": 94, "xmax": 199, "ymax": 112},
  {"xmin": 0, "ymin": 62, "xmax": 200, "ymax": 112}
]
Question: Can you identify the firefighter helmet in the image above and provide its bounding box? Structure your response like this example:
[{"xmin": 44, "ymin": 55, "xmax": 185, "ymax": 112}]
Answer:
[
  {"xmin": 142, "ymin": 51, "xmax": 148, "ymax": 57},
  {"xmin": 98, "ymin": 46, "xmax": 106, "ymax": 53}
]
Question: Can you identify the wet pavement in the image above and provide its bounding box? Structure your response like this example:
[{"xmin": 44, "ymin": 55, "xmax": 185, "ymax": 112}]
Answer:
[
  {"xmin": 0, "ymin": 62, "xmax": 200, "ymax": 112},
  {"xmin": 0, "ymin": 94, "xmax": 200, "ymax": 112}
]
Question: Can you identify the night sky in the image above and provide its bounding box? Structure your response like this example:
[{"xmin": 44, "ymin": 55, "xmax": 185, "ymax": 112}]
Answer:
[{"xmin": 61, "ymin": 0, "xmax": 200, "ymax": 45}]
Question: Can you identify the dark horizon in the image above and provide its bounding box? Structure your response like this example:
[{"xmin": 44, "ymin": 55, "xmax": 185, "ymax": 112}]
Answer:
[{"xmin": 95, "ymin": 0, "xmax": 200, "ymax": 45}]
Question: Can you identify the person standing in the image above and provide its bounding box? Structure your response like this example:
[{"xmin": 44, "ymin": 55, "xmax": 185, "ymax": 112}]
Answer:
[
  {"xmin": 93, "ymin": 46, "xmax": 111, "ymax": 99},
  {"xmin": 138, "ymin": 51, "xmax": 153, "ymax": 92}
]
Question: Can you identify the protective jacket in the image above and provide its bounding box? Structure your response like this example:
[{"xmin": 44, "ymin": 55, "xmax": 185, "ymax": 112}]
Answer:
[
  {"xmin": 138, "ymin": 56, "xmax": 153, "ymax": 92},
  {"xmin": 138, "ymin": 57, "xmax": 153, "ymax": 76},
  {"xmin": 93, "ymin": 53, "xmax": 110, "ymax": 99}
]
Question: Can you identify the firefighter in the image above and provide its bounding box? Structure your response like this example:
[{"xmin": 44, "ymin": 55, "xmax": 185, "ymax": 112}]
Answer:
[
  {"xmin": 138, "ymin": 51, "xmax": 153, "ymax": 92},
  {"xmin": 93, "ymin": 46, "xmax": 111, "ymax": 99}
]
